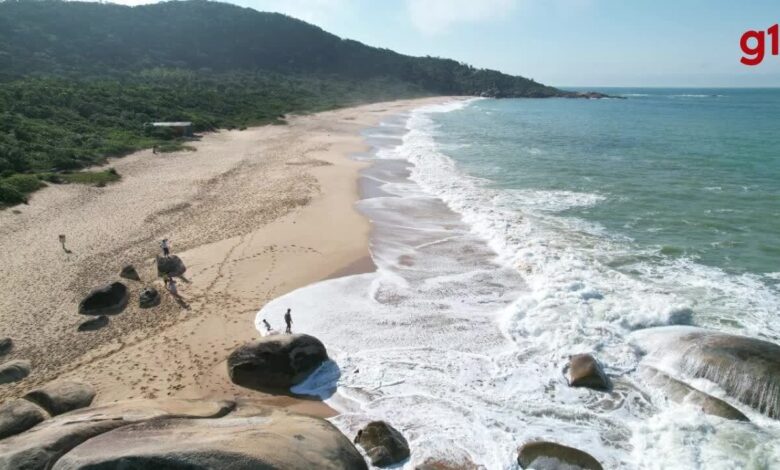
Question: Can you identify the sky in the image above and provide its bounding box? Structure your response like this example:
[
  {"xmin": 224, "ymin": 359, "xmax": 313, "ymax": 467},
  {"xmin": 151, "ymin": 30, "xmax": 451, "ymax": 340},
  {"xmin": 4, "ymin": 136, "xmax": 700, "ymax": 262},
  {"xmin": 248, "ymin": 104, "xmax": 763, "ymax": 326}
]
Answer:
[{"xmin": 107, "ymin": 0, "xmax": 780, "ymax": 87}]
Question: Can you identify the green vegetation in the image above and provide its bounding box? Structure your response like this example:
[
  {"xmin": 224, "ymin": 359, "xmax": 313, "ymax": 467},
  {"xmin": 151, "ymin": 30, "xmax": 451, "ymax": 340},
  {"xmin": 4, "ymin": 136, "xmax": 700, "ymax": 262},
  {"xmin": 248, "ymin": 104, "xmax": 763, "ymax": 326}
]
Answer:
[
  {"xmin": 0, "ymin": 0, "xmax": 571, "ymax": 205},
  {"xmin": 59, "ymin": 168, "xmax": 121, "ymax": 185}
]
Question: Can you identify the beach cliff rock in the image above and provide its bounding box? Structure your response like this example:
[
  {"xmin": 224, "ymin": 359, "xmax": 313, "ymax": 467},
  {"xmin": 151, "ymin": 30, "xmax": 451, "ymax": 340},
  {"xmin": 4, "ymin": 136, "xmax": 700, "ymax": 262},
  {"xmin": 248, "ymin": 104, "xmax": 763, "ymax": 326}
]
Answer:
[
  {"xmin": 119, "ymin": 264, "xmax": 141, "ymax": 281},
  {"xmin": 227, "ymin": 334, "xmax": 328, "ymax": 391},
  {"xmin": 138, "ymin": 287, "xmax": 160, "ymax": 308},
  {"xmin": 0, "ymin": 338, "xmax": 12, "ymax": 357},
  {"xmin": 631, "ymin": 326, "xmax": 780, "ymax": 419},
  {"xmin": 0, "ymin": 359, "xmax": 31, "ymax": 384},
  {"xmin": 23, "ymin": 381, "xmax": 95, "ymax": 416},
  {"xmin": 354, "ymin": 421, "xmax": 410, "ymax": 467},
  {"xmin": 77, "ymin": 282, "xmax": 128, "ymax": 316},
  {"xmin": 0, "ymin": 399, "xmax": 48, "ymax": 440},
  {"xmin": 517, "ymin": 441, "xmax": 603, "ymax": 470},
  {"xmin": 156, "ymin": 254, "xmax": 186, "ymax": 277},
  {"xmin": 565, "ymin": 354, "xmax": 610, "ymax": 390}
]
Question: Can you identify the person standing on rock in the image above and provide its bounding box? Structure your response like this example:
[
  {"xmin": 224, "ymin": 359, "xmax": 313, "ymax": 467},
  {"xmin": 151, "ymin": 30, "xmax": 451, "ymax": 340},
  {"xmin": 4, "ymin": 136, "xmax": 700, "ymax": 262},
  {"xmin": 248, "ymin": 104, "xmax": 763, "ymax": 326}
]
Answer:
[
  {"xmin": 284, "ymin": 308, "xmax": 293, "ymax": 334},
  {"xmin": 161, "ymin": 238, "xmax": 171, "ymax": 257}
]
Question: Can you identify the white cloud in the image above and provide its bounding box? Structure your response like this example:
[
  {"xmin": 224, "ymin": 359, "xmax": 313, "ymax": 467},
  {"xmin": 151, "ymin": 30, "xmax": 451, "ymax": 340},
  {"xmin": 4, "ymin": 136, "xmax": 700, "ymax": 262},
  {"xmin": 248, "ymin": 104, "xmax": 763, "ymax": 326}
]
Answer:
[{"xmin": 406, "ymin": 0, "xmax": 519, "ymax": 35}]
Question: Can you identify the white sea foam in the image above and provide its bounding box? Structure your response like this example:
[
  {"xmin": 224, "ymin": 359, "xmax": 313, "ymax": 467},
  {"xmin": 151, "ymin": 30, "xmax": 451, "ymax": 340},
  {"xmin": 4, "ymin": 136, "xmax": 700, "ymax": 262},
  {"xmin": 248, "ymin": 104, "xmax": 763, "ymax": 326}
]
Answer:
[{"xmin": 256, "ymin": 99, "xmax": 780, "ymax": 468}]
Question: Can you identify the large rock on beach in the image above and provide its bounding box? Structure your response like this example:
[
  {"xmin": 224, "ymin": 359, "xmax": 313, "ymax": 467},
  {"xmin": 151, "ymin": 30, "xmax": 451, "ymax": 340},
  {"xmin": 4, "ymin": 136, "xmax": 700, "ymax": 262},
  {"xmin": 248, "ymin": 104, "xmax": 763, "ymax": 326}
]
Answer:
[
  {"xmin": 119, "ymin": 264, "xmax": 141, "ymax": 281},
  {"xmin": 0, "ymin": 399, "xmax": 48, "ymax": 440},
  {"xmin": 517, "ymin": 441, "xmax": 603, "ymax": 470},
  {"xmin": 77, "ymin": 315, "xmax": 108, "ymax": 332},
  {"xmin": 631, "ymin": 326, "xmax": 780, "ymax": 419},
  {"xmin": 0, "ymin": 359, "xmax": 31, "ymax": 384},
  {"xmin": 156, "ymin": 254, "xmax": 186, "ymax": 277},
  {"xmin": 24, "ymin": 381, "xmax": 95, "ymax": 416},
  {"xmin": 354, "ymin": 421, "xmax": 410, "ymax": 467},
  {"xmin": 78, "ymin": 282, "xmax": 128, "ymax": 316},
  {"xmin": 0, "ymin": 338, "xmax": 12, "ymax": 357},
  {"xmin": 565, "ymin": 354, "xmax": 610, "ymax": 390},
  {"xmin": 138, "ymin": 287, "xmax": 160, "ymax": 308},
  {"xmin": 228, "ymin": 334, "xmax": 328, "ymax": 391}
]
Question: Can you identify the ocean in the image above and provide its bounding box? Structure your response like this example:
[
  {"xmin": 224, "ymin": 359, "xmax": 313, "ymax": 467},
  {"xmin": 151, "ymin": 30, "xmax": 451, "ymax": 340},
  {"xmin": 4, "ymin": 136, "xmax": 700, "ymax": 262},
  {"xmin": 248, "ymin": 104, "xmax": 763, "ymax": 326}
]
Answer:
[{"xmin": 258, "ymin": 90, "xmax": 780, "ymax": 468}]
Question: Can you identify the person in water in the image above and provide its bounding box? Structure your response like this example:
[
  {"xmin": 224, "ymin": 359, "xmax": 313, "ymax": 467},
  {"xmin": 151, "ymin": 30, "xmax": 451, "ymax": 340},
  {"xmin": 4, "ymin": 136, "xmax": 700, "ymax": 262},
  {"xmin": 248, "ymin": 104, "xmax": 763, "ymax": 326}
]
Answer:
[
  {"xmin": 284, "ymin": 308, "xmax": 292, "ymax": 334},
  {"xmin": 262, "ymin": 319, "xmax": 272, "ymax": 332}
]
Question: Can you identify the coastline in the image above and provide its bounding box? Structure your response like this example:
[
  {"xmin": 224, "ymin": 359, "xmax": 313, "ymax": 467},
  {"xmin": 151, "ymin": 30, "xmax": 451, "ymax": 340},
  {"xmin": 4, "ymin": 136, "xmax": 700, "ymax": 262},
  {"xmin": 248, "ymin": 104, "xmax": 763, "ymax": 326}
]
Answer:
[{"xmin": 0, "ymin": 96, "xmax": 458, "ymax": 416}]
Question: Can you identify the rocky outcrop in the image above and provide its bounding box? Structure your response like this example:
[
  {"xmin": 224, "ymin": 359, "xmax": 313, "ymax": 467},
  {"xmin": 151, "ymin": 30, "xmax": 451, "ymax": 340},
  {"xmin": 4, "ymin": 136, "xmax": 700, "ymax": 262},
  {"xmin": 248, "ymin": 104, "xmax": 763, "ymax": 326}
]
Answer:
[
  {"xmin": 0, "ymin": 399, "xmax": 48, "ymax": 440},
  {"xmin": 24, "ymin": 381, "xmax": 95, "ymax": 416},
  {"xmin": 517, "ymin": 441, "xmax": 603, "ymax": 470},
  {"xmin": 639, "ymin": 366, "xmax": 748, "ymax": 421},
  {"xmin": 0, "ymin": 359, "xmax": 30, "ymax": 384},
  {"xmin": 228, "ymin": 334, "xmax": 328, "ymax": 391},
  {"xmin": 119, "ymin": 264, "xmax": 141, "ymax": 281},
  {"xmin": 139, "ymin": 287, "xmax": 161, "ymax": 308},
  {"xmin": 565, "ymin": 354, "xmax": 610, "ymax": 391},
  {"xmin": 0, "ymin": 338, "xmax": 12, "ymax": 357},
  {"xmin": 354, "ymin": 421, "xmax": 410, "ymax": 467},
  {"xmin": 156, "ymin": 254, "xmax": 186, "ymax": 277},
  {"xmin": 78, "ymin": 282, "xmax": 128, "ymax": 316},
  {"xmin": 631, "ymin": 326, "xmax": 780, "ymax": 418},
  {"xmin": 77, "ymin": 315, "xmax": 108, "ymax": 332}
]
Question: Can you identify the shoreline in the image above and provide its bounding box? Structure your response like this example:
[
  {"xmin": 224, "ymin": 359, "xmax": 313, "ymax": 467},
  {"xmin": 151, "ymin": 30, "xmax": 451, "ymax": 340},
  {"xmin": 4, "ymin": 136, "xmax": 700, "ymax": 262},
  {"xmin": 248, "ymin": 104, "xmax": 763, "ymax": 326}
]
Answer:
[{"xmin": 0, "ymin": 96, "xmax": 458, "ymax": 415}]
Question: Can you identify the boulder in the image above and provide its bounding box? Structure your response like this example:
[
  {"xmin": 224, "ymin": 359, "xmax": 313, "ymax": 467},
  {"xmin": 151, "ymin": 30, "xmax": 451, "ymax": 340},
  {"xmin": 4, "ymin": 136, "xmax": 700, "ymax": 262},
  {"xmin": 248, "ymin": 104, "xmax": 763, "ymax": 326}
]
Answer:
[
  {"xmin": 639, "ymin": 366, "xmax": 748, "ymax": 421},
  {"xmin": 0, "ymin": 359, "xmax": 31, "ymax": 384},
  {"xmin": 565, "ymin": 354, "xmax": 610, "ymax": 390},
  {"xmin": 631, "ymin": 326, "xmax": 780, "ymax": 418},
  {"xmin": 24, "ymin": 381, "xmax": 95, "ymax": 416},
  {"xmin": 227, "ymin": 334, "xmax": 328, "ymax": 391},
  {"xmin": 0, "ymin": 399, "xmax": 48, "ymax": 440},
  {"xmin": 517, "ymin": 441, "xmax": 603, "ymax": 470},
  {"xmin": 77, "ymin": 315, "xmax": 108, "ymax": 332},
  {"xmin": 0, "ymin": 398, "xmax": 235, "ymax": 470},
  {"xmin": 0, "ymin": 338, "xmax": 12, "ymax": 357},
  {"xmin": 156, "ymin": 254, "xmax": 186, "ymax": 277},
  {"xmin": 416, "ymin": 459, "xmax": 483, "ymax": 470},
  {"xmin": 53, "ymin": 404, "xmax": 367, "ymax": 470},
  {"xmin": 354, "ymin": 421, "xmax": 410, "ymax": 467},
  {"xmin": 119, "ymin": 264, "xmax": 141, "ymax": 281},
  {"xmin": 138, "ymin": 287, "xmax": 161, "ymax": 308},
  {"xmin": 78, "ymin": 282, "xmax": 128, "ymax": 316}
]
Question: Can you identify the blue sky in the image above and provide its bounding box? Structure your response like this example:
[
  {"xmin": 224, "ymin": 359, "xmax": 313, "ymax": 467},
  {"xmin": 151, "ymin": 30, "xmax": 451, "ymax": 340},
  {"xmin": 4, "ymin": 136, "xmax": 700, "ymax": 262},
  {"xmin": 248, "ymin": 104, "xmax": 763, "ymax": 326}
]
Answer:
[{"xmin": 112, "ymin": 0, "xmax": 780, "ymax": 87}]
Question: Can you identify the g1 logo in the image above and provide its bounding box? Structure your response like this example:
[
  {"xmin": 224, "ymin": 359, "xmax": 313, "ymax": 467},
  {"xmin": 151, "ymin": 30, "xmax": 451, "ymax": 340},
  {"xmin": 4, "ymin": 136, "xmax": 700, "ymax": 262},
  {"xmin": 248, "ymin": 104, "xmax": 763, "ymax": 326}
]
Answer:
[{"xmin": 741, "ymin": 24, "xmax": 778, "ymax": 66}]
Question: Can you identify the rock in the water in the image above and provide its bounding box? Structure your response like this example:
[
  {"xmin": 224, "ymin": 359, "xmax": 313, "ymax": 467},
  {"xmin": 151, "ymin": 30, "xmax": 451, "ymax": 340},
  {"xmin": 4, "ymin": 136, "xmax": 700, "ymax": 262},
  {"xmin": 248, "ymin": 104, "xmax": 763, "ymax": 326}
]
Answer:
[
  {"xmin": 0, "ymin": 399, "xmax": 48, "ymax": 440},
  {"xmin": 77, "ymin": 315, "xmax": 108, "ymax": 332},
  {"xmin": 0, "ymin": 398, "xmax": 235, "ymax": 470},
  {"xmin": 631, "ymin": 326, "xmax": 780, "ymax": 419},
  {"xmin": 138, "ymin": 287, "xmax": 160, "ymax": 308},
  {"xmin": 156, "ymin": 254, "xmax": 186, "ymax": 277},
  {"xmin": 0, "ymin": 338, "xmax": 12, "ymax": 357},
  {"xmin": 0, "ymin": 359, "xmax": 31, "ymax": 384},
  {"xmin": 53, "ymin": 403, "xmax": 367, "ymax": 470},
  {"xmin": 119, "ymin": 264, "xmax": 141, "ymax": 281},
  {"xmin": 354, "ymin": 421, "xmax": 410, "ymax": 467},
  {"xmin": 416, "ymin": 459, "xmax": 483, "ymax": 470},
  {"xmin": 639, "ymin": 366, "xmax": 748, "ymax": 421},
  {"xmin": 518, "ymin": 441, "xmax": 603, "ymax": 470},
  {"xmin": 565, "ymin": 354, "xmax": 610, "ymax": 390},
  {"xmin": 78, "ymin": 282, "xmax": 128, "ymax": 316},
  {"xmin": 227, "ymin": 334, "xmax": 328, "ymax": 391},
  {"xmin": 24, "ymin": 381, "xmax": 95, "ymax": 416}
]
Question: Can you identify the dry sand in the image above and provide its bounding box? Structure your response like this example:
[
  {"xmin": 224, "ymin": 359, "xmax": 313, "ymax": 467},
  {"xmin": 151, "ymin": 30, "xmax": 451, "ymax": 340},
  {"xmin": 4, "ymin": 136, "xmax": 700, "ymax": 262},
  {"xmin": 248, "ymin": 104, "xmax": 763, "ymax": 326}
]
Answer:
[{"xmin": 0, "ymin": 96, "xmax": 455, "ymax": 417}]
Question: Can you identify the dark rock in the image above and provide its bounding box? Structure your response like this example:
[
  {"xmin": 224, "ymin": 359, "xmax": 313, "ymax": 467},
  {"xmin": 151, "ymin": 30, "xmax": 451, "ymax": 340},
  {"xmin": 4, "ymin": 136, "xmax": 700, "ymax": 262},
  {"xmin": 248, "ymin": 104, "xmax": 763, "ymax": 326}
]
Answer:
[
  {"xmin": 227, "ymin": 334, "xmax": 328, "ymax": 391},
  {"xmin": 77, "ymin": 315, "xmax": 108, "ymax": 332},
  {"xmin": 78, "ymin": 282, "xmax": 128, "ymax": 316},
  {"xmin": 0, "ymin": 398, "xmax": 235, "ymax": 470},
  {"xmin": 0, "ymin": 399, "xmax": 49, "ymax": 440},
  {"xmin": 156, "ymin": 254, "xmax": 186, "ymax": 277},
  {"xmin": 416, "ymin": 458, "xmax": 483, "ymax": 470},
  {"xmin": 119, "ymin": 264, "xmax": 140, "ymax": 281},
  {"xmin": 565, "ymin": 354, "xmax": 610, "ymax": 390},
  {"xmin": 354, "ymin": 421, "xmax": 410, "ymax": 467},
  {"xmin": 24, "ymin": 381, "xmax": 95, "ymax": 416},
  {"xmin": 631, "ymin": 326, "xmax": 780, "ymax": 418},
  {"xmin": 0, "ymin": 360, "xmax": 31, "ymax": 384},
  {"xmin": 53, "ymin": 403, "xmax": 367, "ymax": 470},
  {"xmin": 0, "ymin": 338, "xmax": 12, "ymax": 357},
  {"xmin": 518, "ymin": 441, "xmax": 603, "ymax": 470},
  {"xmin": 139, "ymin": 287, "xmax": 161, "ymax": 308}
]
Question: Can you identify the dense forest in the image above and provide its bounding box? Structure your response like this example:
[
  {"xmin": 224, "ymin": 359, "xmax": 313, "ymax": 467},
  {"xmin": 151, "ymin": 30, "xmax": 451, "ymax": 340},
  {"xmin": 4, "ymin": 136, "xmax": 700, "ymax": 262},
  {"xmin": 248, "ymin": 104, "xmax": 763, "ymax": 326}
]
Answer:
[{"xmin": 0, "ymin": 0, "xmax": 574, "ymax": 204}]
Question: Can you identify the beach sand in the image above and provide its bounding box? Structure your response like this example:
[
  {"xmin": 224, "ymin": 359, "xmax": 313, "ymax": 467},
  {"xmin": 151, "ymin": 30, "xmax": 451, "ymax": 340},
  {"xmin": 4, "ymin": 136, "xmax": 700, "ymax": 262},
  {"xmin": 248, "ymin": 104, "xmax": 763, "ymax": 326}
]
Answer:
[{"xmin": 0, "ymin": 96, "xmax": 454, "ymax": 417}]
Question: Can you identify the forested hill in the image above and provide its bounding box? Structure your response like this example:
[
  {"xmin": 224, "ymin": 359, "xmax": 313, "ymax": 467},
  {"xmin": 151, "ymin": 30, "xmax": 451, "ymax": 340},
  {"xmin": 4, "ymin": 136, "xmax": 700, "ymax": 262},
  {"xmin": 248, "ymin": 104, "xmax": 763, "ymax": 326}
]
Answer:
[{"xmin": 0, "ymin": 0, "xmax": 561, "ymax": 98}]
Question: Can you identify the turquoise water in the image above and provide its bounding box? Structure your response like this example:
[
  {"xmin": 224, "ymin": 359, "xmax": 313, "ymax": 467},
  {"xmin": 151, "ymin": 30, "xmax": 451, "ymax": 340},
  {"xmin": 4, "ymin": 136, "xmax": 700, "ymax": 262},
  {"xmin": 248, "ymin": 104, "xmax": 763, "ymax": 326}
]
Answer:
[{"xmin": 434, "ymin": 89, "xmax": 780, "ymax": 277}]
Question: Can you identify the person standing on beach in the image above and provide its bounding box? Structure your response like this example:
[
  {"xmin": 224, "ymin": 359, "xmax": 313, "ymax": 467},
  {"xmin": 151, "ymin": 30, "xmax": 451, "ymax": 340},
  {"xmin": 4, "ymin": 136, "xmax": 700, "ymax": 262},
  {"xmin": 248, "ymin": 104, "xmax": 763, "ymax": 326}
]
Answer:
[
  {"xmin": 161, "ymin": 238, "xmax": 171, "ymax": 257},
  {"xmin": 284, "ymin": 308, "xmax": 292, "ymax": 334},
  {"xmin": 166, "ymin": 276, "xmax": 179, "ymax": 297}
]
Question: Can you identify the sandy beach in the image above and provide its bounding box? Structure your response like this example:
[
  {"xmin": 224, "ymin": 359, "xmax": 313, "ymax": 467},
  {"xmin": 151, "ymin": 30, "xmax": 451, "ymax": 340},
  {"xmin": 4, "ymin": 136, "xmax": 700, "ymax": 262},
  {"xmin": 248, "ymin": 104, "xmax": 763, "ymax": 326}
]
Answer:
[{"xmin": 0, "ymin": 96, "xmax": 453, "ymax": 416}]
